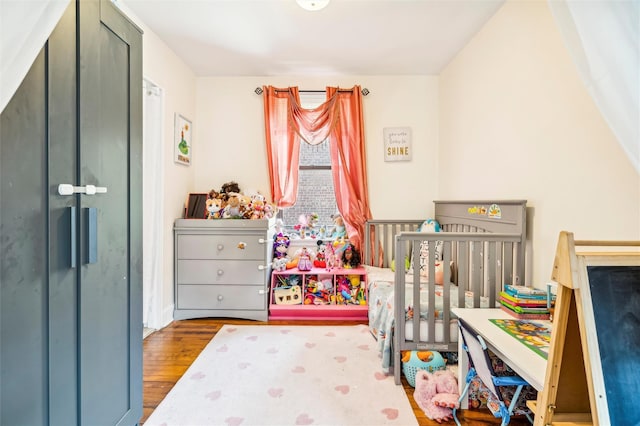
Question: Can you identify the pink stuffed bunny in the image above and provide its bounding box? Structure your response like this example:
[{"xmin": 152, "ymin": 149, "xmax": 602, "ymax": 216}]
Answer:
[
  {"xmin": 432, "ymin": 369, "xmax": 460, "ymax": 410},
  {"xmin": 413, "ymin": 370, "xmax": 454, "ymax": 423}
]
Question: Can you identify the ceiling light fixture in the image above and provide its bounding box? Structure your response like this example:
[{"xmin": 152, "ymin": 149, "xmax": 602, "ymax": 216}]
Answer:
[{"xmin": 296, "ymin": 0, "xmax": 330, "ymax": 12}]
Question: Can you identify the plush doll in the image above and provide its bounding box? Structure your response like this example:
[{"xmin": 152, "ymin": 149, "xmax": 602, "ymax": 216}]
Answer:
[
  {"xmin": 341, "ymin": 243, "xmax": 361, "ymax": 268},
  {"xmin": 263, "ymin": 202, "xmax": 276, "ymax": 219},
  {"xmin": 431, "ymin": 370, "xmax": 461, "ymax": 411},
  {"xmin": 205, "ymin": 197, "xmax": 223, "ymax": 219},
  {"xmin": 413, "ymin": 369, "xmax": 459, "ymax": 423},
  {"xmin": 220, "ymin": 181, "xmax": 241, "ymax": 202},
  {"xmin": 273, "ymin": 234, "xmax": 290, "ymax": 260},
  {"xmin": 223, "ymin": 194, "xmax": 241, "ymax": 218},
  {"xmin": 296, "ymin": 247, "xmax": 313, "ymax": 271},
  {"xmin": 330, "ymin": 214, "xmax": 347, "ymax": 239},
  {"xmin": 313, "ymin": 240, "xmax": 327, "ymax": 268},
  {"xmin": 272, "ymin": 257, "xmax": 287, "ymax": 272}
]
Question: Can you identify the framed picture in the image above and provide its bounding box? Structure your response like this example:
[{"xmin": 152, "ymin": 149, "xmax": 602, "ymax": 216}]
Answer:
[
  {"xmin": 174, "ymin": 113, "xmax": 192, "ymax": 165},
  {"xmin": 383, "ymin": 127, "xmax": 412, "ymax": 162}
]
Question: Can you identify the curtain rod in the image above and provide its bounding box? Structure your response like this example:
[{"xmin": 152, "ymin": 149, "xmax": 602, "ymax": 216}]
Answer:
[{"xmin": 254, "ymin": 87, "xmax": 370, "ymax": 96}]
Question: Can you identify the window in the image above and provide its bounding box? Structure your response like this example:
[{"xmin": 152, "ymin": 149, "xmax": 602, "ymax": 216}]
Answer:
[{"xmin": 279, "ymin": 92, "xmax": 338, "ymax": 236}]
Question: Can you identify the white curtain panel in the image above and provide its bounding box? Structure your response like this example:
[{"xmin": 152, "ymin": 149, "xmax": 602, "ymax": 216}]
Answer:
[
  {"xmin": 0, "ymin": 0, "xmax": 71, "ymax": 114},
  {"xmin": 548, "ymin": 0, "xmax": 640, "ymax": 175},
  {"xmin": 142, "ymin": 79, "xmax": 164, "ymax": 329}
]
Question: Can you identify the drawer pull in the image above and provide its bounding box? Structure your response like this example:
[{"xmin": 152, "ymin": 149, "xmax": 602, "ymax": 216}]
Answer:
[
  {"xmin": 258, "ymin": 289, "xmax": 266, "ymax": 295},
  {"xmin": 258, "ymin": 265, "xmax": 266, "ymax": 271},
  {"xmin": 258, "ymin": 238, "xmax": 266, "ymax": 244},
  {"xmin": 217, "ymin": 269, "xmax": 224, "ymax": 276},
  {"xmin": 217, "ymin": 244, "xmax": 224, "ymax": 251},
  {"xmin": 217, "ymin": 295, "xmax": 224, "ymax": 301},
  {"xmin": 237, "ymin": 242, "xmax": 246, "ymax": 249}
]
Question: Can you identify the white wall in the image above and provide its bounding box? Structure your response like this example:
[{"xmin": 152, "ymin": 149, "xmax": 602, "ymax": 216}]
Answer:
[
  {"xmin": 195, "ymin": 76, "xmax": 439, "ymax": 220},
  {"xmin": 118, "ymin": 4, "xmax": 198, "ymax": 326},
  {"xmin": 439, "ymin": 0, "xmax": 640, "ymax": 287},
  {"xmin": 122, "ymin": 0, "xmax": 640, "ymax": 322}
]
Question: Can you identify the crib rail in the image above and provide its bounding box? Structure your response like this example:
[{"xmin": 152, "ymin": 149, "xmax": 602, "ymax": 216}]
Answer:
[{"xmin": 392, "ymin": 231, "xmax": 523, "ymax": 385}]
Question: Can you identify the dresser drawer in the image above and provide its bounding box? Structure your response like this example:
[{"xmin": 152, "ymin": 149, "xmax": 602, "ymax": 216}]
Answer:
[
  {"xmin": 177, "ymin": 259, "xmax": 265, "ymax": 285},
  {"xmin": 177, "ymin": 284, "xmax": 266, "ymax": 310},
  {"xmin": 176, "ymin": 234, "xmax": 266, "ymax": 260}
]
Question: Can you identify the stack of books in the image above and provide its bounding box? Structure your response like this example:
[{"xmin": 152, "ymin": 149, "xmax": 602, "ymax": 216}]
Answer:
[{"xmin": 499, "ymin": 284, "xmax": 554, "ymax": 320}]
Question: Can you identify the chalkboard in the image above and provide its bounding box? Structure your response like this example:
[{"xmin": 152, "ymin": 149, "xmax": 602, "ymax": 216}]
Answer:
[{"xmin": 586, "ymin": 265, "xmax": 640, "ymax": 426}]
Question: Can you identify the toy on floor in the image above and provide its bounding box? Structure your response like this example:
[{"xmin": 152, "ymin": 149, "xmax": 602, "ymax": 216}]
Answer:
[{"xmin": 413, "ymin": 369, "xmax": 460, "ymax": 423}]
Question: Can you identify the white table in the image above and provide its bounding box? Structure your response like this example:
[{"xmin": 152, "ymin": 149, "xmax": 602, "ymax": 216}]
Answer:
[{"xmin": 451, "ymin": 308, "xmax": 549, "ymax": 408}]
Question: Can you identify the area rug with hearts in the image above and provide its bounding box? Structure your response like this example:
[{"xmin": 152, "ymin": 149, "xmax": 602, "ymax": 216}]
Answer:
[{"xmin": 144, "ymin": 324, "xmax": 417, "ymax": 426}]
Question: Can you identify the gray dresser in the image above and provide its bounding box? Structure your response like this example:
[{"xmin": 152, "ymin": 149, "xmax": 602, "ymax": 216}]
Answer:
[{"xmin": 174, "ymin": 218, "xmax": 274, "ymax": 321}]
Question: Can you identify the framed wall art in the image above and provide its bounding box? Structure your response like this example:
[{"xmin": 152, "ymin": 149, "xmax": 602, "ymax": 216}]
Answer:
[
  {"xmin": 383, "ymin": 127, "xmax": 412, "ymax": 162},
  {"xmin": 174, "ymin": 113, "xmax": 192, "ymax": 165}
]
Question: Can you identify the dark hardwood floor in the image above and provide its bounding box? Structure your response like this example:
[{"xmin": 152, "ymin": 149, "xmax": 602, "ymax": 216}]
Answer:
[{"xmin": 142, "ymin": 318, "xmax": 531, "ymax": 425}]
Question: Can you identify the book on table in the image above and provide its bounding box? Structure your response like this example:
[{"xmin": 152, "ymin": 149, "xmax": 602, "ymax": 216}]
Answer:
[{"xmin": 504, "ymin": 284, "xmax": 552, "ymax": 300}]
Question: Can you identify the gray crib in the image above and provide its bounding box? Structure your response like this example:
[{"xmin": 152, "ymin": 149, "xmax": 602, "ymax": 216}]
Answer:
[{"xmin": 364, "ymin": 200, "xmax": 527, "ymax": 384}]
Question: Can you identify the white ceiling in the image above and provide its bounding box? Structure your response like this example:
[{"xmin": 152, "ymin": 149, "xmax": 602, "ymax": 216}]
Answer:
[{"xmin": 119, "ymin": 0, "xmax": 505, "ymax": 76}]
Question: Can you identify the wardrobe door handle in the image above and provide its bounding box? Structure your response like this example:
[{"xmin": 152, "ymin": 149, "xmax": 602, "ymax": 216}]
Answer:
[
  {"xmin": 85, "ymin": 207, "xmax": 97, "ymax": 264},
  {"xmin": 70, "ymin": 206, "xmax": 77, "ymax": 268}
]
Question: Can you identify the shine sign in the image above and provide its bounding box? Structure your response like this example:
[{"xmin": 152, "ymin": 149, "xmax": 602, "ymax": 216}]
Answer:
[{"xmin": 383, "ymin": 127, "xmax": 412, "ymax": 162}]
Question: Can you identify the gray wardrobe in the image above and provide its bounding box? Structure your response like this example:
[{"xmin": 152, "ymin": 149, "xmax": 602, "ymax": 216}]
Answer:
[{"xmin": 0, "ymin": 1, "xmax": 143, "ymax": 424}]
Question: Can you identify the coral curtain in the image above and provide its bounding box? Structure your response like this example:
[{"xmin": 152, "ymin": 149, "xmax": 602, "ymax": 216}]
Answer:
[
  {"xmin": 263, "ymin": 86, "xmax": 301, "ymax": 208},
  {"xmin": 262, "ymin": 85, "xmax": 372, "ymax": 249},
  {"xmin": 326, "ymin": 86, "xmax": 372, "ymax": 250}
]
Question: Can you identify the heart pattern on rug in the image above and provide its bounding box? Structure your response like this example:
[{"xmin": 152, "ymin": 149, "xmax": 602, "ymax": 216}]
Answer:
[
  {"xmin": 144, "ymin": 325, "xmax": 417, "ymax": 426},
  {"xmin": 225, "ymin": 416, "xmax": 244, "ymax": 426},
  {"xmin": 375, "ymin": 371, "xmax": 388, "ymax": 380},
  {"xmin": 190, "ymin": 371, "xmax": 205, "ymax": 380},
  {"xmin": 382, "ymin": 408, "xmax": 400, "ymax": 420},
  {"xmin": 268, "ymin": 387, "xmax": 284, "ymax": 398},
  {"xmin": 335, "ymin": 385, "xmax": 350, "ymax": 394},
  {"xmin": 206, "ymin": 390, "xmax": 221, "ymax": 400},
  {"xmin": 295, "ymin": 413, "xmax": 314, "ymax": 425}
]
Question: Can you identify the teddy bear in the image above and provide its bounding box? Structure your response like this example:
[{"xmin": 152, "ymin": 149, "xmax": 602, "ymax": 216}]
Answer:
[
  {"xmin": 223, "ymin": 194, "xmax": 241, "ymax": 218},
  {"xmin": 413, "ymin": 369, "xmax": 460, "ymax": 423}
]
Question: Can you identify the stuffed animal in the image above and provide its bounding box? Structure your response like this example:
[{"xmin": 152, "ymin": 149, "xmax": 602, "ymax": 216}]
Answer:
[
  {"xmin": 272, "ymin": 257, "xmax": 288, "ymax": 272},
  {"xmin": 330, "ymin": 214, "xmax": 347, "ymax": 239},
  {"xmin": 413, "ymin": 369, "xmax": 459, "ymax": 423},
  {"xmin": 205, "ymin": 197, "xmax": 223, "ymax": 219},
  {"xmin": 313, "ymin": 240, "xmax": 327, "ymax": 268},
  {"xmin": 223, "ymin": 194, "xmax": 241, "ymax": 218},
  {"xmin": 220, "ymin": 181, "xmax": 241, "ymax": 202},
  {"xmin": 431, "ymin": 370, "xmax": 461, "ymax": 410},
  {"xmin": 273, "ymin": 234, "xmax": 290, "ymax": 260}
]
